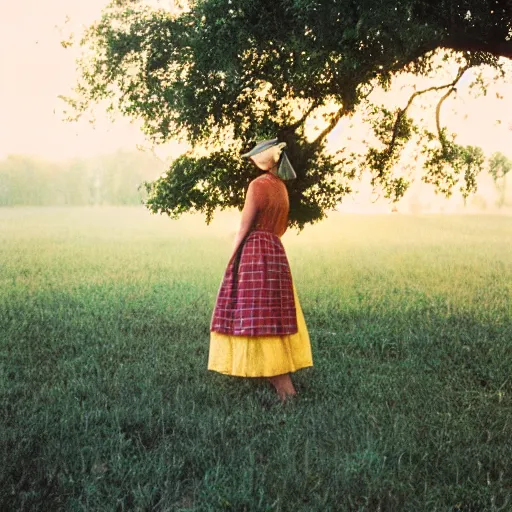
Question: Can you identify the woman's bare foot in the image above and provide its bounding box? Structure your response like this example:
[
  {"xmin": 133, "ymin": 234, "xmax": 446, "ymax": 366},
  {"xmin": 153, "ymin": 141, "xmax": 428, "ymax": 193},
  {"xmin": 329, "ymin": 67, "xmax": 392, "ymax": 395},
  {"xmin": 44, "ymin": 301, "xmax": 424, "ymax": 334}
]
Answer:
[{"xmin": 268, "ymin": 373, "xmax": 297, "ymax": 403}]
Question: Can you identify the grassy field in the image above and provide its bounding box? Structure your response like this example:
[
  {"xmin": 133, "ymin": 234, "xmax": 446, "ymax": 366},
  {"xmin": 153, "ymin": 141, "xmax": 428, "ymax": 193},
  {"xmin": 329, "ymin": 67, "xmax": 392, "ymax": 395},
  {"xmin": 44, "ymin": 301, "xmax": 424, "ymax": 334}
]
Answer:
[{"xmin": 1, "ymin": 206, "xmax": 511, "ymax": 511}]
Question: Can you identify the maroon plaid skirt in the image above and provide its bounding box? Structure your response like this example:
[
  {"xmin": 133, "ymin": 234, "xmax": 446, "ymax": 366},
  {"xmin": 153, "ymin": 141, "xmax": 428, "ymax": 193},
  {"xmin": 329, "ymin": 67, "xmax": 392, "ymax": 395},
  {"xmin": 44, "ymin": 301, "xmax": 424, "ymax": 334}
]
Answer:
[{"xmin": 210, "ymin": 230, "xmax": 298, "ymax": 336}]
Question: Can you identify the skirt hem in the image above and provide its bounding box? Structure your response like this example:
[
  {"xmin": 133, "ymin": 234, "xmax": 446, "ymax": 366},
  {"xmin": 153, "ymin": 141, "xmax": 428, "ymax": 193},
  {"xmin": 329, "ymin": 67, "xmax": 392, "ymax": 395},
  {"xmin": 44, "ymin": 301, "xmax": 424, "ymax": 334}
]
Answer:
[{"xmin": 207, "ymin": 363, "xmax": 313, "ymax": 378}]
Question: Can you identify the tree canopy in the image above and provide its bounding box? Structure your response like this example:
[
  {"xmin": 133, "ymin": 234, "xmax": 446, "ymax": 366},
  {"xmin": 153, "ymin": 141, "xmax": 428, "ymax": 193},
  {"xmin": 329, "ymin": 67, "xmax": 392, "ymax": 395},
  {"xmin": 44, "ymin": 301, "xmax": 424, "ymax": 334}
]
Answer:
[{"xmin": 63, "ymin": 0, "xmax": 512, "ymax": 228}]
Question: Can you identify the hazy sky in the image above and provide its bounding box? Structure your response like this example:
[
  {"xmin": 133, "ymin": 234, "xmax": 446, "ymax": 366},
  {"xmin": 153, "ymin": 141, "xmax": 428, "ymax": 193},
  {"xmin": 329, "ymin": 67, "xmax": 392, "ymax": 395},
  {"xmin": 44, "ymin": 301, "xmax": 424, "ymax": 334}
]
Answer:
[
  {"xmin": 0, "ymin": 0, "xmax": 148, "ymax": 161},
  {"xmin": 0, "ymin": 0, "xmax": 511, "ymax": 167}
]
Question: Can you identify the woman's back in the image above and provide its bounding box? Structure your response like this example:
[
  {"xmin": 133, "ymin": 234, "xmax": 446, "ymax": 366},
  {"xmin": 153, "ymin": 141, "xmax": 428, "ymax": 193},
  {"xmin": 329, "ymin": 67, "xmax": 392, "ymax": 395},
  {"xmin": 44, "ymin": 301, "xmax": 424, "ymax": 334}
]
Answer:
[{"xmin": 251, "ymin": 172, "xmax": 289, "ymax": 237}]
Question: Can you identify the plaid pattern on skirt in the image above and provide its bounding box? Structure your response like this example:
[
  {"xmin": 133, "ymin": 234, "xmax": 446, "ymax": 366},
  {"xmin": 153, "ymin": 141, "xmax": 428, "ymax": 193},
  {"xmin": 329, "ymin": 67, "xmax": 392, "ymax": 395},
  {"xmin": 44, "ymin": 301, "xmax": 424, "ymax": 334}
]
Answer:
[{"xmin": 210, "ymin": 230, "xmax": 298, "ymax": 336}]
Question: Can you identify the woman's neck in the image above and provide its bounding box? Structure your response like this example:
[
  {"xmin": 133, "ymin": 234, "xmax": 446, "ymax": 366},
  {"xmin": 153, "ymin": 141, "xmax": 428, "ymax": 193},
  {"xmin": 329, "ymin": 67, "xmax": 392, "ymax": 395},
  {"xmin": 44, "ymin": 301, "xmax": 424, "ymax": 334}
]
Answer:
[{"xmin": 268, "ymin": 164, "xmax": 279, "ymax": 176}]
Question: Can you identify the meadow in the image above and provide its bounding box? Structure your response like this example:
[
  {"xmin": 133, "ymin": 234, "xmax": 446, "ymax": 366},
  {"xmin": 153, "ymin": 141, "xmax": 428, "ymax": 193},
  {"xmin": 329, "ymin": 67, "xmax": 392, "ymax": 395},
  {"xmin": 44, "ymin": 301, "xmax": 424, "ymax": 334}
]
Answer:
[{"xmin": 1, "ymin": 206, "xmax": 511, "ymax": 511}]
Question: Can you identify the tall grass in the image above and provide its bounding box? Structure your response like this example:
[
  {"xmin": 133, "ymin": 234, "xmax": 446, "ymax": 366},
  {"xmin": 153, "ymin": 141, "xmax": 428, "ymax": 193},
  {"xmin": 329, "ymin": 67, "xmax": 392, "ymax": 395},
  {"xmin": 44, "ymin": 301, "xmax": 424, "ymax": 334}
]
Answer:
[{"xmin": 1, "ymin": 207, "xmax": 511, "ymax": 511}]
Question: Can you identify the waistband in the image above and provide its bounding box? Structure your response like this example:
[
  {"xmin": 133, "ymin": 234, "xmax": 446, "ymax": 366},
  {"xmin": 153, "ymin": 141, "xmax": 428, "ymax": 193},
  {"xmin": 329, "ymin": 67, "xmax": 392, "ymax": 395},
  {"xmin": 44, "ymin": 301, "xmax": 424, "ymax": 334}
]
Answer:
[{"xmin": 247, "ymin": 229, "xmax": 280, "ymax": 239}]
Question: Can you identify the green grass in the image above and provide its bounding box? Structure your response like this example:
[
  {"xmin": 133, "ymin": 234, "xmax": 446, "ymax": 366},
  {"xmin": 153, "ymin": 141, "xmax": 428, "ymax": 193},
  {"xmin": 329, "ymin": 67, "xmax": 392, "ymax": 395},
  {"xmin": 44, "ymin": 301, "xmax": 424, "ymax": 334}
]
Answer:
[{"xmin": 1, "ymin": 207, "xmax": 511, "ymax": 511}]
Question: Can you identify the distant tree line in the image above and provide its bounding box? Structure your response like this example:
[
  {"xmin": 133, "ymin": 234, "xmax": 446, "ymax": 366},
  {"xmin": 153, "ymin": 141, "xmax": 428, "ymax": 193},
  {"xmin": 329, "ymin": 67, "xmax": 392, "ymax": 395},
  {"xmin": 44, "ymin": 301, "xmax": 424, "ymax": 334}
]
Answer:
[
  {"xmin": 0, "ymin": 149, "xmax": 509, "ymax": 209},
  {"xmin": 0, "ymin": 151, "xmax": 165, "ymax": 206},
  {"xmin": 489, "ymin": 152, "xmax": 512, "ymax": 209}
]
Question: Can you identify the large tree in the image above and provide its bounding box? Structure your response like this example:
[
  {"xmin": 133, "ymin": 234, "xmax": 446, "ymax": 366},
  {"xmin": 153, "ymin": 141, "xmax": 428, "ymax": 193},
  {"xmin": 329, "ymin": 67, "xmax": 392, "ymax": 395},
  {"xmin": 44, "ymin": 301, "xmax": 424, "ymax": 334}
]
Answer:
[{"xmin": 63, "ymin": 0, "xmax": 512, "ymax": 228}]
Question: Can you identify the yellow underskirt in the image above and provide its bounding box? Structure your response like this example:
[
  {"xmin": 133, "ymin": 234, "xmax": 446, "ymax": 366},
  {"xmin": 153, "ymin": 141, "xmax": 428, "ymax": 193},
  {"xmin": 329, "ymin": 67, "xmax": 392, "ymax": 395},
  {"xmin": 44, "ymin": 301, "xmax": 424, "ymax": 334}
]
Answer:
[{"xmin": 208, "ymin": 284, "xmax": 313, "ymax": 377}]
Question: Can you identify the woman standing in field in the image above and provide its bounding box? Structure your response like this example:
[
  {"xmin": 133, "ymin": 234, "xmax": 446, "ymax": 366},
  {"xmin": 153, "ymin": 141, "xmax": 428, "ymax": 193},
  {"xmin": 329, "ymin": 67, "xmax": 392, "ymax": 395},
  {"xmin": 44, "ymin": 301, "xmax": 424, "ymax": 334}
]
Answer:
[{"xmin": 209, "ymin": 139, "xmax": 313, "ymax": 402}]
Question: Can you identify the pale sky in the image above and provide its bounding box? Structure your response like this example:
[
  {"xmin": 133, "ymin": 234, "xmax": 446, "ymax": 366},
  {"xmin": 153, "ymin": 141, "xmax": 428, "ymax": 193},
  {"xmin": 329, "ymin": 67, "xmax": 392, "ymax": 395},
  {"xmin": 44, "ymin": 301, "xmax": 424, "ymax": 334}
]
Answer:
[
  {"xmin": 0, "ymin": 0, "xmax": 150, "ymax": 161},
  {"xmin": 0, "ymin": 0, "xmax": 510, "ymax": 207}
]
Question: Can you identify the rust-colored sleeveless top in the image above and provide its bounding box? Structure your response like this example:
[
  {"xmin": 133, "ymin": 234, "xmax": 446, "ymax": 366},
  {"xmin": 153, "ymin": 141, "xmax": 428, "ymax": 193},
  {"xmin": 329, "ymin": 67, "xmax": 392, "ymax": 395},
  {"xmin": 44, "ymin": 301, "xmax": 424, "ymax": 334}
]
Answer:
[
  {"xmin": 249, "ymin": 172, "xmax": 289, "ymax": 237},
  {"xmin": 210, "ymin": 171, "xmax": 296, "ymax": 335}
]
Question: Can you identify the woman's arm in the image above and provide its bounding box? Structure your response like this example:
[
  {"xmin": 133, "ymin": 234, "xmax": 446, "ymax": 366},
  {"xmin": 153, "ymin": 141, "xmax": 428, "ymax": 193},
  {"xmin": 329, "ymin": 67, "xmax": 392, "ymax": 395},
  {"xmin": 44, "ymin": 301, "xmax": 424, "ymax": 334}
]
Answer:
[{"xmin": 229, "ymin": 181, "xmax": 261, "ymax": 260}]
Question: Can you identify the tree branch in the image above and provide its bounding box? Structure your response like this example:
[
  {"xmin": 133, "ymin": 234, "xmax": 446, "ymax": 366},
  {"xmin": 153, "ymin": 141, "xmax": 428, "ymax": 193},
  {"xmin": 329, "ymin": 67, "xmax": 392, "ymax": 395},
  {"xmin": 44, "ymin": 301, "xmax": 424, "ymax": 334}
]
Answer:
[
  {"xmin": 434, "ymin": 66, "xmax": 472, "ymax": 153},
  {"xmin": 441, "ymin": 36, "xmax": 512, "ymax": 60},
  {"xmin": 310, "ymin": 105, "xmax": 351, "ymax": 150},
  {"xmin": 284, "ymin": 100, "xmax": 322, "ymax": 133},
  {"xmin": 311, "ymin": 82, "xmax": 376, "ymax": 147},
  {"xmin": 436, "ymin": 87, "xmax": 457, "ymax": 145},
  {"xmin": 387, "ymin": 65, "xmax": 470, "ymax": 155}
]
